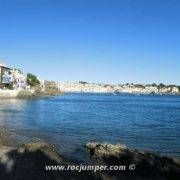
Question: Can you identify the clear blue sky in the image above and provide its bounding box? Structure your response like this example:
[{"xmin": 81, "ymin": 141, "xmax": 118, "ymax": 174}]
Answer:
[{"xmin": 0, "ymin": 0, "xmax": 180, "ymax": 85}]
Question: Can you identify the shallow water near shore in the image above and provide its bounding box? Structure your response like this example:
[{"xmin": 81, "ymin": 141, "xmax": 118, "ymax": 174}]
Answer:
[{"xmin": 0, "ymin": 93, "xmax": 180, "ymax": 161}]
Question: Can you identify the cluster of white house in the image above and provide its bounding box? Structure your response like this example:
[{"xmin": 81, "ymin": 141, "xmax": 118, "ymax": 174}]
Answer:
[
  {"xmin": 114, "ymin": 84, "xmax": 179, "ymax": 94},
  {"xmin": 0, "ymin": 62, "xmax": 29, "ymax": 90},
  {"xmin": 57, "ymin": 82, "xmax": 112, "ymax": 93},
  {"xmin": 57, "ymin": 82, "xmax": 180, "ymax": 94}
]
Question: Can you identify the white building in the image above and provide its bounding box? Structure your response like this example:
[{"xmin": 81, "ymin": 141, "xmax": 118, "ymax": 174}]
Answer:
[
  {"xmin": 10, "ymin": 69, "xmax": 28, "ymax": 90},
  {"xmin": 172, "ymin": 86, "xmax": 179, "ymax": 93}
]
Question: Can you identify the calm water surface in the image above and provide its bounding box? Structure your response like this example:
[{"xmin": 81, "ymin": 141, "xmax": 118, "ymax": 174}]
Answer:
[{"xmin": 0, "ymin": 93, "xmax": 180, "ymax": 160}]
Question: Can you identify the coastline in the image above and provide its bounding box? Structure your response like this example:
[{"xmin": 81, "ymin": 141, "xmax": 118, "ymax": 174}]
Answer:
[
  {"xmin": 0, "ymin": 126, "xmax": 179, "ymax": 180},
  {"xmin": 0, "ymin": 89, "xmax": 64, "ymax": 99},
  {"xmin": 0, "ymin": 89, "xmax": 179, "ymax": 99},
  {"xmin": 63, "ymin": 91, "xmax": 180, "ymax": 95}
]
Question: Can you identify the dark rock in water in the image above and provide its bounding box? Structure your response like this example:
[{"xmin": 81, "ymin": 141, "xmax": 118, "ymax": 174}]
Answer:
[
  {"xmin": 86, "ymin": 142, "xmax": 127, "ymax": 156},
  {"xmin": 86, "ymin": 142, "xmax": 180, "ymax": 180}
]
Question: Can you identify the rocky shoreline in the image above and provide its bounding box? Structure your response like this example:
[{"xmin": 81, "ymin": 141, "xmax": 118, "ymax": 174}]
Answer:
[
  {"xmin": 0, "ymin": 127, "xmax": 179, "ymax": 180},
  {"xmin": 0, "ymin": 89, "xmax": 179, "ymax": 99},
  {"xmin": 86, "ymin": 142, "xmax": 180, "ymax": 180},
  {"xmin": 0, "ymin": 89, "xmax": 63, "ymax": 99}
]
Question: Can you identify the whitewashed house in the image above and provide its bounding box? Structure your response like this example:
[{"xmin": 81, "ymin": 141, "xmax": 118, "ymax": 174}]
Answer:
[
  {"xmin": 172, "ymin": 86, "xmax": 179, "ymax": 93},
  {"xmin": 0, "ymin": 63, "xmax": 12, "ymax": 89},
  {"xmin": 10, "ymin": 69, "xmax": 29, "ymax": 90}
]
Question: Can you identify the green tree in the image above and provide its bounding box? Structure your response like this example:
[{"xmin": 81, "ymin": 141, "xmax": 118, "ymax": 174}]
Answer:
[
  {"xmin": 7, "ymin": 83, "xmax": 13, "ymax": 90},
  {"xmin": 79, "ymin": 81, "xmax": 88, "ymax": 85},
  {"xmin": 26, "ymin": 73, "xmax": 40, "ymax": 86},
  {"xmin": 135, "ymin": 84, "xmax": 145, "ymax": 88},
  {"xmin": 158, "ymin": 83, "xmax": 165, "ymax": 88},
  {"xmin": 178, "ymin": 86, "xmax": 180, "ymax": 91},
  {"xmin": 151, "ymin": 83, "xmax": 157, "ymax": 87}
]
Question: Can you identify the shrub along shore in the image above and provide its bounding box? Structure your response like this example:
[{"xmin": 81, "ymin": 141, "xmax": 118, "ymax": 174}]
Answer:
[{"xmin": 0, "ymin": 86, "xmax": 63, "ymax": 99}]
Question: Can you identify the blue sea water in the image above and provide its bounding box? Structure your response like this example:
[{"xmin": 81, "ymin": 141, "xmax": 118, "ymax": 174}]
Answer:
[{"xmin": 0, "ymin": 93, "xmax": 180, "ymax": 160}]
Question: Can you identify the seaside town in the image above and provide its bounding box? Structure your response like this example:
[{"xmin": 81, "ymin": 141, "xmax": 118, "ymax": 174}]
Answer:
[
  {"xmin": 57, "ymin": 81, "xmax": 180, "ymax": 94},
  {"xmin": 0, "ymin": 62, "xmax": 180, "ymax": 97}
]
